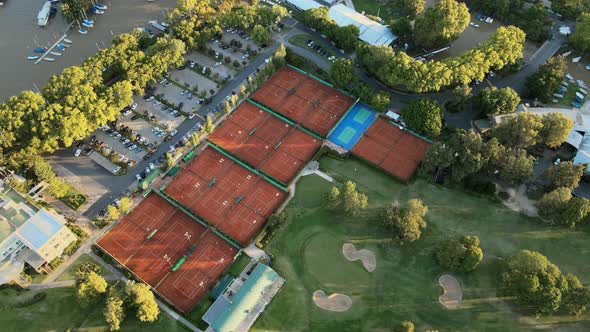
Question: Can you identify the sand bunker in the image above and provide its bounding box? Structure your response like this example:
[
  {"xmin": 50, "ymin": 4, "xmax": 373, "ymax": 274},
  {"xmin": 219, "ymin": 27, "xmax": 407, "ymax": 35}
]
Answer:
[
  {"xmin": 342, "ymin": 243, "xmax": 376, "ymax": 272},
  {"xmin": 313, "ymin": 290, "xmax": 352, "ymax": 312},
  {"xmin": 438, "ymin": 275, "xmax": 462, "ymax": 309}
]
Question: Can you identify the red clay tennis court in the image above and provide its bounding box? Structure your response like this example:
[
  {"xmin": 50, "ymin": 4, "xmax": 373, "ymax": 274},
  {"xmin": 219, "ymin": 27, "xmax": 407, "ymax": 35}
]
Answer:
[
  {"xmin": 209, "ymin": 102, "xmax": 322, "ymax": 184},
  {"xmin": 165, "ymin": 147, "xmax": 288, "ymax": 244},
  {"xmin": 252, "ymin": 66, "xmax": 355, "ymax": 137},
  {"xmin": 97, "ymin": 193, "xmax": 237, "ymax": 312},
  {"xmin": 352, "ymin": 117, "xmax": 431, "ymax": 181}
]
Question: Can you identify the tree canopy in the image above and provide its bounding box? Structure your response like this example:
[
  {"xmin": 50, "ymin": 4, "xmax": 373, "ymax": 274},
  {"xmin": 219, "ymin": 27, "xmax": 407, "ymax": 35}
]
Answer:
[
  {"xmin": 252, "ymin": 24, "xmax": 270, "ymax": 44},
  {"xmin": 545, "ymin": 161, "xmax": 585, "ymax": 190},
  {"xmin": 571, "ymin": 12, "xmax": 590, "ymax": 53},
  {"xmin": 479, "ymin": 87, "xmax": 520, "ymax": 116},
  {"xmin": 76, "ymin": 271, "xmax": 108, "ymax": 306},
  {"xmin": 414, "ymin": 0, "xmax": 470, "ymax": 48},
  {"xmin": 382, "ymin": 199, "xmax": 428, "ymax": 243},
  {"xmin": 329, "ymin": 58, "xmax": 355, "ymax": 88},
  {"xmin": 338, "ymin": 181, "xmax": 369, "ymax": 216},
  {"xmin": 526, "ymin": 56, "xmax": 567, "ymax": 103},
  {"xmin": 435, "ymin": 236, "xmax": 483, "ymax": 272},
  {"xmin": 401, "ymin": 99, "xmax": 443, "ymax": 138},
  {"xmin": 500, "ymin": 250, "xmax": 590, "ymax": 315},
  {"xmin": 125, "ymin": 281, "xmax": 160, "ymax": 322}
]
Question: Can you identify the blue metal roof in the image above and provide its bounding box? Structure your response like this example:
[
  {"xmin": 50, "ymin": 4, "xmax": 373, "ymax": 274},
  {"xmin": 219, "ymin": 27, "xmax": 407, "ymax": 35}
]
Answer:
[{"xmin": 18, "ymin": 210, "xmax": 64, "ymax": 249}]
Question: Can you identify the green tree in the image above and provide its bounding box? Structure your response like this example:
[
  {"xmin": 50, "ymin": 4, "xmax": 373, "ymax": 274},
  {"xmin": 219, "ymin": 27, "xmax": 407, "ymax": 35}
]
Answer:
[
  {"xmin": 118, "ymin": 197, "xmax": 132, "ymax": 214},
  {"xmin": 165, "ymin": 152, "xmax": 175, "ymax": 170},
  {"xmin": 49, "ymin": 178, "xmax": 72, "ymax": 199},
  {"xmin": 342, "ymin": 181, "xmax": 368, "ymax": 215},
  {"xmin": 414, "ymin": 0, "xmax": 470, "ymax": 48},
  {"xmin": 395, "ymin": 0, "xmax": 425, "ymax": 16},
  {"xmin": 327, "ymin": 186, "xmax": 341, "ymax": 204},
  {"xmin": 545, "ymin": 161, "xmax": 585, "ymax": 190},
  {"xmin": 33, "ymin": 157, "xmax": 56, "ymax": 182},
  {"xmin": 395, "ymin": 320, "xmax": 415, "ymax": 332},
  {"xmin": 61, "ymin": 0, "xmax": 92, "ymax": 21},
  {"xmin": 204, "ymin": 116, "xmax": 215, "ymax": 134},
  {"xmin": 252, "ymin": 25, "xmax": 270, "ymax": 44},
  {"xmin": 107, "ymin": 205, "xmax": 121, "ymax": 222},
  {"xmin": 239, "ymin": 84, "xmax": 247, "ymax": 98},
  {"xmin": 104, "ymin": 288, "xmax": 126, "ymax": 331},
  {"xmin": 518, "ymin": 3, "xmax": 552, "ymax": 43},
  {"xmin": 491, "ymin": 112, "xmax": 543, "ymax": 148},
  {"xmin": 401, "ymin": 98, "xmax": 443, "ymax": 138},
  {"xmin": 500, "ymin": 250, "xmax": 567, "ymax": 314},
  {"xmin": 526, "ymin": 56, "xmax": 567, "ymax": 103},
  {"xmin": 540, "ymin": 113, "xmax": 574, "ymax": 148},
  {"xmin": 435, "ymin": 236, "xmax": 483, "ymax": 272},
  {"xmin": 488, "ymin": 147, "xmax": 534, "ymax": 184},
  {"xmin": 479, "ymin": 87, "xmax": 520, "ymax": 116},
  {"xmin": 560, "ymin": 197, "xmax": 590, "ymax": 229},
  {"xmin": 190, "ymin": 133, "xmax": 200, "ymax": 146},
  {"xmin": 329, "ymin": 58, "xmax": 355, "ymax": 88},
  {"xmin": 390, "ymin": 17, "xmax": 413, "ymax": 39},
  {"xmin": 224, "ymin": 101, "xmax": 232, "ymax": 115},
  {"xmin": 382, "ymin": 199, "xmax": 428, "ymax": 243},
  {"xmin": 571, "ymin": 13, "xmax": 590, "ymax": 52},
  {"xmin": 537, "ymin": 187, "xmax": 572, "ymax": 221},
  {"xmin": 125, "ymin": 281, "xmax": 160, "ymax": 322},
  {"xmin": 76, "ymin": 271, "xmax": 107, "ymax": 306},
  {"xmin": 551, "ymin": 0, "xmax": 590, "ymax": 19},
  {"xmin": 371, "ymin": 91, "xmax": 391, "ymax": 112},
  {"xmin": 563, "ymin": 274, "xmax": 590, "ymax": 316}
]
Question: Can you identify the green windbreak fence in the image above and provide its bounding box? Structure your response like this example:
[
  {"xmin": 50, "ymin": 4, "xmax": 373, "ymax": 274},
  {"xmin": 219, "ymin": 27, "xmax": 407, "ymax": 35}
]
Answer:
[
  {"xmin": 182, "ymin": 149, "xmax": 196, "ymax": 163},
  {"xmin": 139, "ymin": 169, "xmax": 161, "ymax": 190},
  {"xmin": 166, "ymin": 165, "xmax": 181, "ymax": 177},
  {"xmin": 388, "ymin": 119, "xmax": 434, "ymax": 144}
]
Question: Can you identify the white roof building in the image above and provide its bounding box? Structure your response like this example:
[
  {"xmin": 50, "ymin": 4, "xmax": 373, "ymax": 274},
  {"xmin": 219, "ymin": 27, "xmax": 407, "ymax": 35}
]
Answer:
[{"xmin": 285, "ymin": 0, "xmax": 397, "ymax": 45}]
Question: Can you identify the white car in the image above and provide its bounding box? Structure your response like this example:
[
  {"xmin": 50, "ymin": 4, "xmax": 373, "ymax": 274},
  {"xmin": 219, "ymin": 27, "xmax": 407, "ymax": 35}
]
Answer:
[
  {"xmin": 74, "ymin": 149, "xmax": 82, "ymax": 157},
  {"xmin": 130, "ymin": 103, "xmax": 138, "ymax": 110},
  {"xmin": 113, "ymin": 166, "xmax": 121, "ymax": 174},
  {"xmin": 136, "ymin": 174, "xmax": 142, "ymax": 181},
  {"xmin": 146, "ymin": 95, "xmax": 155, "ymax": 102},
  {"xmin": 145, "ymin": 166, "xmax": 151, "ymax": 174},
  {"xmin": 188, "ymin": 113, "xmax": 196, "ymax": 119},
  {"xmin": 149, "ymin": 163, "xmax": 155, "ymax": 170},
  {"xmin": 123, "ymin": 109, "xmax": 132, "ymax": 116},
  {"xmin": 180, "ymin": 90, "xmax": 188, "ymax": 96},
  {"xmin": 169, "ymin": 130, "xmax": 178, "ymax": 137},
  {"xmin": 154, "ymin": 100, "xmax": 162, "ymax": 106}
]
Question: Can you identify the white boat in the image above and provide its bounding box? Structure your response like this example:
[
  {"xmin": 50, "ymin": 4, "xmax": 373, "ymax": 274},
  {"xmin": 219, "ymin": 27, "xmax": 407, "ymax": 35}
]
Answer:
[
  {"xmin": 586, "ymin": 64, "xmax": 590, "ymax": 70},
  {"xmin": 561, "ymin": 51, "xmax": 572, "ymax": 57},
  {"xmin": 579, "ymin": 88, "xmax": 588, "ymax": 95},
  {"xmin": 44, "ymin": 57, "xmax": 55, "ymax": 62},
  {"xmin": 572, "ymin": 56, "xmax": 581, "ymax": 63},
  {"xmin": 57, "ymin": 44, "xmax": 67, "ymax": 50},
  {"xmin": 94, "ymin": 9, "xmax": 104, "ymax": 14},
  {"xmin": 469, "ymin": 22, "xmax": 480, "ymax": 28},
  {"xmin": 566, "ymin": 73, "xmax": 574, "ymax": 81},
  {"xmin": 50, "ymin": 51, "xmax": 61, "ymax": 56},
  {"xmin": 82, "ymin": 21, "xmax": 93, "ymax": 28},
  {"xmin": 27, "ymin": 55, "xmax": 39, "ymax": 60},
  {"xmin": 37, "ymin": 1, "xmax": 51, "ymax": 27},
  {"xmin": 63, "ymin": 38, "xmax": 73, "ymax": 44},
  {"xmin": 94, "ymin": 3, "xmax": 107, "ymax": 10},
  {"xmin": 79, "ymin": 28, "xmax": 88, "ymax": 34}
]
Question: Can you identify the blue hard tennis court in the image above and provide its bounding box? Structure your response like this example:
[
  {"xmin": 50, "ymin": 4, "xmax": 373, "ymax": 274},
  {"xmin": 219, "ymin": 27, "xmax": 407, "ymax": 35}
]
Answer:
[{"xmin": 327, "ymin": 102, "xmax": 378, "ymax": 150}]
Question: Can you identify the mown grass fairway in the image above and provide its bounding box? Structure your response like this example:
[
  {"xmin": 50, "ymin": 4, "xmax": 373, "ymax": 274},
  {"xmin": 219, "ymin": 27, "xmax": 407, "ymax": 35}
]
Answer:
[
  {"xmin": 253, "ymin": 156, "xmax": 590, "ymax": 331},
  {"xmin": 0, "ymin": 287, "xmax": 188, "ymax": 332}
]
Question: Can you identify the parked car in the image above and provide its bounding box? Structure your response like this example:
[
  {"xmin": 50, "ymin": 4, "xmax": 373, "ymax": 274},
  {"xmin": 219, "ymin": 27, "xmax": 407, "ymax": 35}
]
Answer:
[
  {"xmin": 130, "ymin": 102, "xmax": 137, "ymax": 110},
  {"xmin": 74, "ymin": 149, "xmax": 81, "ymax": 157}
]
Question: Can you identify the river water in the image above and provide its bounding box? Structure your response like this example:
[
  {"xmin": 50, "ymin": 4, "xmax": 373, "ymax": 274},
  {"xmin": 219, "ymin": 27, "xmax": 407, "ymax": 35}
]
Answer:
[{"xmin": 0, "ymin": 0, "xmax": 177, "ymax": 102}]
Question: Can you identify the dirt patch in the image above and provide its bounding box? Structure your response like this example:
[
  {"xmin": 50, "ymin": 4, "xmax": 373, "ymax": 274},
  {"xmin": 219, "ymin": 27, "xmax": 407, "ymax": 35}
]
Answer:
[
  {"xmin": 438, "ymin": 275, "xmax": 462, "ymax": 309},
  {"xmin": 312, "ymin": 290, "xmax": 352, "ymax": 312},
  {"xmin": 498, "ymin": 184, "xmax": 538, "ymax": 217},
  {"xmin": 342, "ymin": 243, "xmax": 376, "ymax": 272}
]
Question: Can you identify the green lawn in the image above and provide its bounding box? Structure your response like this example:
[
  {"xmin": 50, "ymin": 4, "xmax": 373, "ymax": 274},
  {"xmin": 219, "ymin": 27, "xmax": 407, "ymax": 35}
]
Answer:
[
  {"xmin": 352, "ymin": 0, "xmax": 398, "ymax": 22},
  {"xmin": 56, "ymin": 254, "xmax": 111, "ymax": 282},
  {"xmin": 226, "ymin": 252, "xmax": 252, "ymax": 277},
  {"xmin": 0, "ymin": 287, "xmax": 189, "ymax": 332},
  {"xmin": 253, "ymin": 156, "xmax": 590, "ymax": 332}
]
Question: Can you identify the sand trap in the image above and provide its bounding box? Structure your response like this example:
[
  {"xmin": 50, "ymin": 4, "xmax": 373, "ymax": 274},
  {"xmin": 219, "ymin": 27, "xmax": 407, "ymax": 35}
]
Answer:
[
  {"xmin": 438, "ymin": 275, "xmax": 462, "ymax": 309},
  {"xmin": 313, "ymin": 290, "xmax": 352, "ymax": 312},
  {"xmin": 342, "ymin": 243, "xmax": 376, "ymax": 272}
]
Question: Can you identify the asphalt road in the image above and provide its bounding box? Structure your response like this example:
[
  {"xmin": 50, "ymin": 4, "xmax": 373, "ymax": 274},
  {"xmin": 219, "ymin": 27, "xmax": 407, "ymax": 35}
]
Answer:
[{"xmin": 80, "ymin": 41, "xmax": 282, "ymax": 218}]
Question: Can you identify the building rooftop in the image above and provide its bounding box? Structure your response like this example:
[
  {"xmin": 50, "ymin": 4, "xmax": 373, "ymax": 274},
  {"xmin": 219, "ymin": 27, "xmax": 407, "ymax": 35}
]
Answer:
[
  {"xmin": 16, "ymin": 210, "xmax": 65, "ymax": 250},
  {"xmin": 209, "ymin": 263, "xmax": 279, "ymax": 332}
]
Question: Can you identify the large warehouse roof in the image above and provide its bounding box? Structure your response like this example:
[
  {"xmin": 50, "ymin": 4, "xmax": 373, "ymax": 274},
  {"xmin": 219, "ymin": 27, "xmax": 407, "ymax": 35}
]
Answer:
[{"xmin": 286, "ymin": 0, "xmax": 397, "ymax": 46}]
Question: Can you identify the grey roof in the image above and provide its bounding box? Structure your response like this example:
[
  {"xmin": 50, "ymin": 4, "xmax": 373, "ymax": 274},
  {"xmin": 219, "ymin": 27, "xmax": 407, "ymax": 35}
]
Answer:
[{"xmin": 285, "ymin": 1, "xmax": 397, "ymax": 46}]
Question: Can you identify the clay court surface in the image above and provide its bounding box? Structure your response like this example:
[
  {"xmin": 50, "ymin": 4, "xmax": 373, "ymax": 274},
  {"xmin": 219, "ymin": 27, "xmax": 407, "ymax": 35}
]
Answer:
[
  {"xmin": 165, "ymin": 147, "xmax": 288, "ymax": 244},
  {"xmin": 208, "ymin": 102, "xmax": 322, "ymax": 184},
  {"xmin": 97, "ymin": 193, "xmax": 237, "ymax": 312},
  {"xmin": 251, "ymin": 66, "xmax": 355, "ymax": 137},
  {"xmin": 352, "ymin": 117, "xmax": 431, "ymax": 181}
]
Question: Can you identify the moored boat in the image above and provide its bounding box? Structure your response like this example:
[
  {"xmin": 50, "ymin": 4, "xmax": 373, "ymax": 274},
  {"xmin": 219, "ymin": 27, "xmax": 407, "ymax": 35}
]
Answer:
[
  {"xmin": 33, "ymin": 47, "xmax": 46, "ymax": 53},
  {"xmin": 44, "ymin": 57, "xmax": 55, "ymax": 62},
  {"xmin": 50, "ymin": 51, "xmax": 62, "ymax": 56},
  {"xmin": 63, "ymin": 38, "xmax": 73, "ymax": 44},
  {"xmin": 27, "ymin": 55, "xmax": 39, "ymax": 60}
]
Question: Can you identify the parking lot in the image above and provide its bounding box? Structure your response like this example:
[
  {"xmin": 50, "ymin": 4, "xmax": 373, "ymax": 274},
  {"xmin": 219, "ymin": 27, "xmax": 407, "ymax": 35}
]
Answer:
[
  {"xmin": 119, "ymin": 112, "xmax": 164, "ymax": 146},
  {"xmin": 185, "ymin": 53, "xmax": 237, "ymax": 80},
  {"xmin": 153, "ymin": 81, "xmax": 196, "ymax": 114},
  {"xmin": 135, "ymin": 96, "xmax": 187, "ymax": 130},
  {"xmin": 168, "ymin": 69, "xmax": 219, "ymax": 99},
  {"xmin": 209, "ymin": 40, "xmax": 253, "ymax": 66},
  {"xmin": 94, "ymin": 128, "xmax": 147, "ymax": 162}
]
